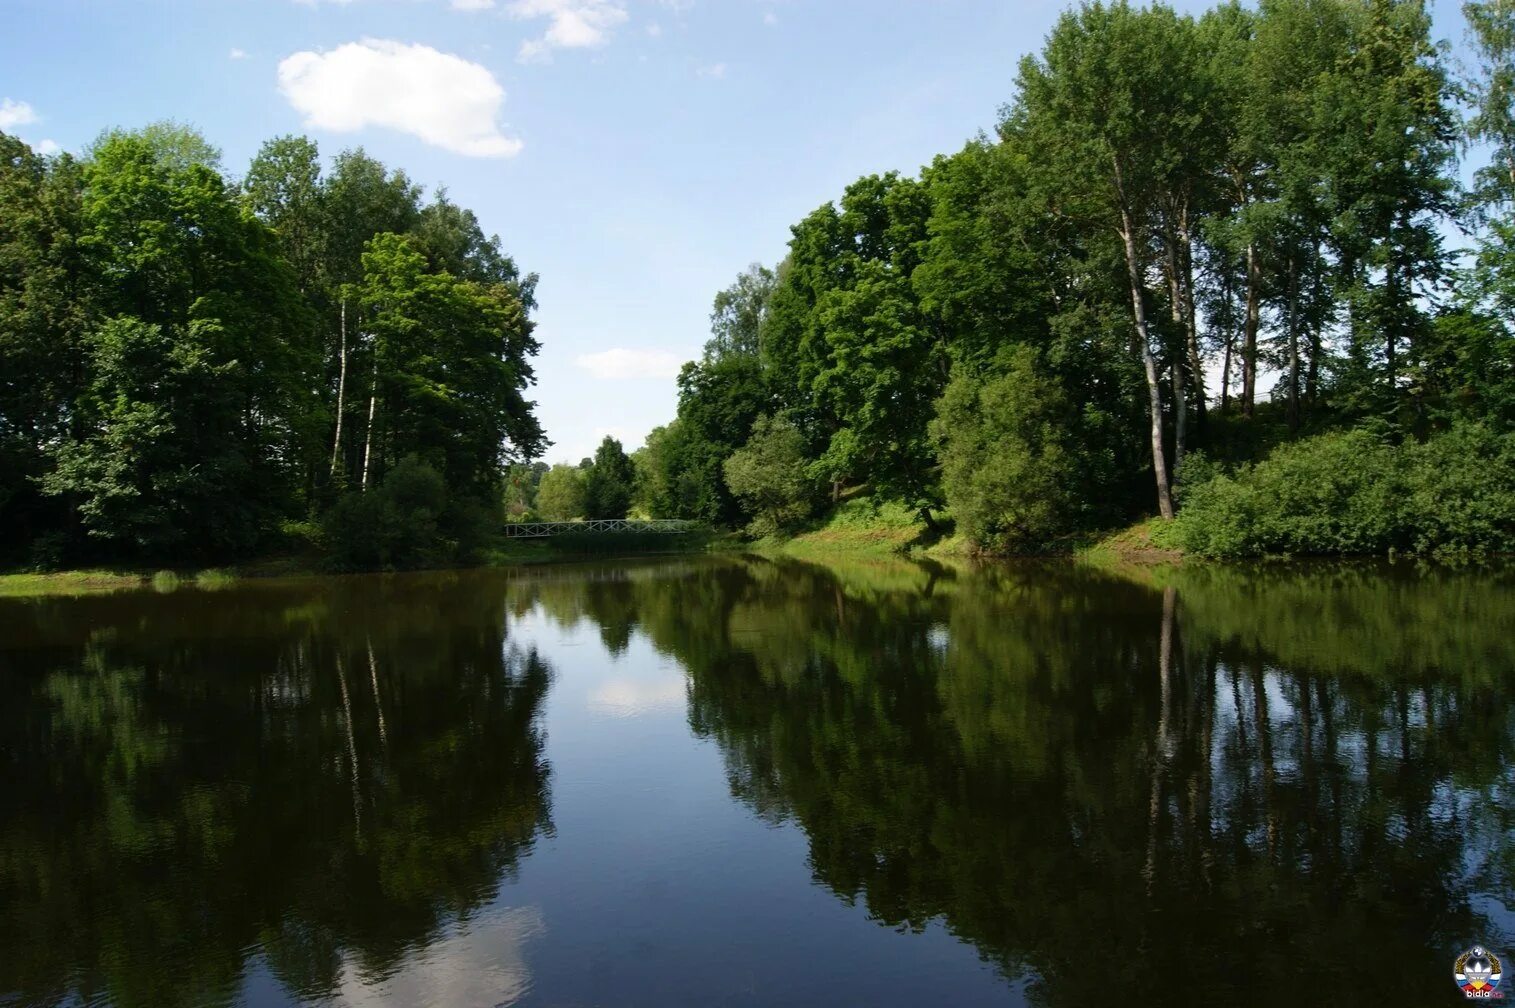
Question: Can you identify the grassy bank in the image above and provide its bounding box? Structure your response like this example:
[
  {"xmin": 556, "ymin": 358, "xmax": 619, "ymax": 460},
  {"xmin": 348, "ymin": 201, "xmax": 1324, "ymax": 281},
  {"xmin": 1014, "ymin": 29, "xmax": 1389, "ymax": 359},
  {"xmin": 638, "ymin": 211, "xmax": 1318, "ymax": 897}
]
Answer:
[
  {"xmin": 746, "ymin": 497, "xmax": 975, "ymax": 561},
  {"xmin": 1075, "ymin": 519, "xmax": 1186, "ymax": 568}
]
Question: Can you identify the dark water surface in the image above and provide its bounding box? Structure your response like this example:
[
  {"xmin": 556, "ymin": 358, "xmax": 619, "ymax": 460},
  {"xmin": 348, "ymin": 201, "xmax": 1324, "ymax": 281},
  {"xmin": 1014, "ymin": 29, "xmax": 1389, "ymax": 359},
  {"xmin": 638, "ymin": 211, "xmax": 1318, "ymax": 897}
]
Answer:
[{"xmin": 2, "ymin": 555, "xmax": 1513, "ymax": 1006}]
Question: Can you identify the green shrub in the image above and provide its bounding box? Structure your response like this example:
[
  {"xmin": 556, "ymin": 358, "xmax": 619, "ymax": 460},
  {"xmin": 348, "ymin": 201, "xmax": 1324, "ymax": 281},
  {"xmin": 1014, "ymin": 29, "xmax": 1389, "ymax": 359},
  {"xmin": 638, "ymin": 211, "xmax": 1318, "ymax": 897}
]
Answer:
[
  {"xmin": 723, "ymin": 415, "xmax": 818, "ymax": 537},
  {"xmin": 322, "ymin": 456, "xmax": 498, "ymax": 570},
  {"xmin": 931, "ymin": 348, "xmax": 1087, "ymax": 552},
  {"xmin": 1171, "ymin": 424, "xmax": 1515, "ymax": 557}
]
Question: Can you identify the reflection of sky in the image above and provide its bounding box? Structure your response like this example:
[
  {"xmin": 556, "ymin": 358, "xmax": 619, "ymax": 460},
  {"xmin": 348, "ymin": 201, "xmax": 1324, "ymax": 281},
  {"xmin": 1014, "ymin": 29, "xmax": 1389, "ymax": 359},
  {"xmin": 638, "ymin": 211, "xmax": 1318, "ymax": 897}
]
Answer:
[
  {"xmin": 477, "ymin": 601, "xmax": 1017, "ymax": 1007},
  {"xmin": 588, "ymin": 668, "xmax": 688, "ymax": 719},
  {"xmin": 334, "ymin": 906, "xmax": 543, "ymax": 1008}
]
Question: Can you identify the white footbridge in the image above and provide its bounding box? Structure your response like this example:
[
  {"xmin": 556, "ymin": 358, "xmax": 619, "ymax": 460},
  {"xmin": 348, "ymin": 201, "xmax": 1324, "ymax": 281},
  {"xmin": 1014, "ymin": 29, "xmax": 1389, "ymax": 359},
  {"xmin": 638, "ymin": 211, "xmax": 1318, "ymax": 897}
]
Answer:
[{"xmin": 501, "ymin": 519, "xmax": 700, "ymax": 539}]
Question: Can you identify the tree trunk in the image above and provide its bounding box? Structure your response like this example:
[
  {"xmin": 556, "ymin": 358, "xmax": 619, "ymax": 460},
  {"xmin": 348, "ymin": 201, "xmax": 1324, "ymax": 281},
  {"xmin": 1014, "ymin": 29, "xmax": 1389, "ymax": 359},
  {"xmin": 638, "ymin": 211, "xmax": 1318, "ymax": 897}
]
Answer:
[
  {"xmin": 330, "ymin": 298, "xmax": 348, "ymax": 477},
  {"xmin": 361, "ymin": 352, "xmax": 378, "ymax": 491},
  {"xmin": 1385, "ymin": 242, "xmax": 1399, "ymax": 391},
  {"xmin": 1287, "ymin": 254, "xmax": 1300, "ymax": 434},
  {"xmin": 1220, "ymin": 269, "xmax": 1235, "ymax": 415},
  {"xmin": 1118, "ymin": 209, "xmax": 1176, "ymax": 520},
  {"xmin": 1177, "ymin": 207, "xmax": 1206, "ymax": 434},
  {"xmin": 1307, "ymin": 240, "xmax": 1322, "ymax": 404},
  {"xmin": 1242, "ymin": 241, "xmax": 1261, "ymax": 418},
  {"xmin": 1171, "ymin": 358, "xmax": 1186, "ymax": 476},
  {"xmin": 1162, "ymin": 231, "xmax": 1188, "ymax": 470}
]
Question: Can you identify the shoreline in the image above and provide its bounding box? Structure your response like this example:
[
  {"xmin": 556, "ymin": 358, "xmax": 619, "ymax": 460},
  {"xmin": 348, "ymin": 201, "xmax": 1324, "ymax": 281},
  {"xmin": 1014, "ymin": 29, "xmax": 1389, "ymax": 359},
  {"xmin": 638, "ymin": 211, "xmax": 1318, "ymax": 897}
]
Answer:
[{"xmin": 8, "ymin": 516, "xmax": 1505, "ymax": 599}]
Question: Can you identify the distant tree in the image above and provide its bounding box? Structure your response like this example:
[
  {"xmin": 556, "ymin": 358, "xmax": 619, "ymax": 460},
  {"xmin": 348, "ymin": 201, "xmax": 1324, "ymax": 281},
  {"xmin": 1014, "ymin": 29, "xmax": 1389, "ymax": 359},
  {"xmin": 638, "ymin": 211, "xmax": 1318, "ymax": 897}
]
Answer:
[
  {"xmin": 723, "ymin": 415, "xmax": 816, "ymax": 536},
  {"xmin": 535, "ymin": 464, "xmax": 586, "ymax": 521},
  {"xmin": 584, "ymin": 436, "xmax": 635, "ymax": 519},
  {"xmin": 631, "ymin": 423, "xmax": 679, "ymax": 517}
]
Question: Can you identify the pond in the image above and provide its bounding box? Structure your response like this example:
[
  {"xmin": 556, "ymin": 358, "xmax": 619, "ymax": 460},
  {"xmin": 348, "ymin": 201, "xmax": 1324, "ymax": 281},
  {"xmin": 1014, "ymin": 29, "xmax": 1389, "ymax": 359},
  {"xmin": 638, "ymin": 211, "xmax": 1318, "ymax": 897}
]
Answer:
[{"xmin": 1, "ymin": 555, "xmax": 1512, "ymax": 1006}]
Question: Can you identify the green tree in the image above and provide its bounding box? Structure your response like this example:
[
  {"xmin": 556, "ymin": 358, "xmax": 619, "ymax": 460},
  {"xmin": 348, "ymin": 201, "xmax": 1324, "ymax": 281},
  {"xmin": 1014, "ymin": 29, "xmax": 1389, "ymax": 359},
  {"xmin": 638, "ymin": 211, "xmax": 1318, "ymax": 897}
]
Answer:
[
  {"xmin": 583, "ymin": 436, "xmax": 635, "ymax": 519},
  {"xmin": 1464, "ymin": 0, "xmax": 1515, "ymax": 210},
  {"xmin": 0, "ymin": 133, "xmax": 86, "ymax": 560},
  {"xmin": 705, "ymin": 262, "xmax": 775, "ymax": 360},
  {"xmin": 89, "ymin": 119, "xmax": 223, "ymax": 172},
  {"xmin": 931, "ymin": 347, "xmax": 1087, "ymax": 552},
  {"xmin": 355, "ymin": 232, "xmax": 544, "ymax": 497},
  {"xmin": 723, "ymin": 415, "xmax": 816, "ymax": 536},
  {"xmin": 1010, "ymin": 1, "xmax": 1215, "ymax": 518},
  {"xmin": 40, "ymin": 131, "xmax": 315, "ymax": 559},
  {"xmin": 535, "ymin": 463, "xmax": 586, "ymax": 521}
]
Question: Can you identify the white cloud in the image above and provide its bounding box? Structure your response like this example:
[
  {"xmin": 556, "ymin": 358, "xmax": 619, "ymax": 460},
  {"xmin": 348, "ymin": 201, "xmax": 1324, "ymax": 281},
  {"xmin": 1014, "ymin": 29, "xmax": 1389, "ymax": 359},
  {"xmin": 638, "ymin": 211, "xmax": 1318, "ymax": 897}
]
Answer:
[
  {"xmin": 0, "ymin": 99, "xmax": 39, "ymax": 130},
  {"xmin": 229, "ymin": 47, "xmax": 248, "ymax": 59},
  {"xmin": 575, "ymin": 348, "xmax": 684, "ymax": 380},
  {"xmin": 278, "ymin": 39, "xmax": 522, "ymax": 157},
  {"xmin": 763, "ymin": 10, "xmax": 776, "ymax": 25},
  {"xmin": 33, "ymin": 139, "xmax": 60, "ymax": 155},
  {"xmin": 695, "ymin": 62, "xmax": 725, "ymax": 79},
  {"xmin": 509, "ymin": 0, "xmax": 627, "ymax": 62}
]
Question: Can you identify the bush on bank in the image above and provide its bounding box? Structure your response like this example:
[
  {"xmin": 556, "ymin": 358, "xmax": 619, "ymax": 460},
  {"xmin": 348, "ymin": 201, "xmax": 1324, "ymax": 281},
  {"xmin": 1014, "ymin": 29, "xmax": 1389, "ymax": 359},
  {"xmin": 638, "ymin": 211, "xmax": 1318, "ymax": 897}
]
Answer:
[{"xmin": 1168, "ymin": 425, "xmax": 1515, "ymax": 558}]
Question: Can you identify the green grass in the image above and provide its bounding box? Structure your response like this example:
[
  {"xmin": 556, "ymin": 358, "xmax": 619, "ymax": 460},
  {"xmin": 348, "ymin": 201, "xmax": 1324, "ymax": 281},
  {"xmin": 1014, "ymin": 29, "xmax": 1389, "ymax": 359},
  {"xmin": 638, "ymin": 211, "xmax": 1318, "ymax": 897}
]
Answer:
[
  {"xmin": 1074, "ymin": 518, "xmax": 1187, "ymax": 580},
  {"xmin": 751, "ymin": 495, "xmax": 951, "ymax": 559},
  {"xmin": 0, "ymin": 569, "xmax": 152, "ymax": 597}
]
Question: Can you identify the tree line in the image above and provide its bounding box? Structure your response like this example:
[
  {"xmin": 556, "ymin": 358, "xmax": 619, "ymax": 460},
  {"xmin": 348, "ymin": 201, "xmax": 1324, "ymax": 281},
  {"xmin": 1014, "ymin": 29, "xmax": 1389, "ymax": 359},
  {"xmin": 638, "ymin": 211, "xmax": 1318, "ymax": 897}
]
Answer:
[
  {"xmin": 638, "ymin": 0, "xmax": 1515, "ymax": 556},
  {"xmin": 0, "ymin": 125, "xmax": 546, "ymax": 567}
]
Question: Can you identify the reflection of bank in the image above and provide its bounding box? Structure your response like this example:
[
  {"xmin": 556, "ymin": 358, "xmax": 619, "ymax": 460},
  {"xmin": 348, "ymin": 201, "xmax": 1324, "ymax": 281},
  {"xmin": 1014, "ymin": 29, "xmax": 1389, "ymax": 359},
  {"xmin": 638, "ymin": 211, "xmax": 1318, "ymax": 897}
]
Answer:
[{"xmin": 332, "ymin": 905, "xmax": 544, "ymax": 1008}]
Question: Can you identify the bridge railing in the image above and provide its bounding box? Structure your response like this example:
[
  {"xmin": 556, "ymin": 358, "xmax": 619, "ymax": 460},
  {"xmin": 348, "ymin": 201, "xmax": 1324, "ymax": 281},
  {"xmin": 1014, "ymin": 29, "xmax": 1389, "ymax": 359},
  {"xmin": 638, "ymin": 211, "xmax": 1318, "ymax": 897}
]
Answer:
[{"xmin": 501, "ymin": 519, "xmax": 700, "ymax": 539}]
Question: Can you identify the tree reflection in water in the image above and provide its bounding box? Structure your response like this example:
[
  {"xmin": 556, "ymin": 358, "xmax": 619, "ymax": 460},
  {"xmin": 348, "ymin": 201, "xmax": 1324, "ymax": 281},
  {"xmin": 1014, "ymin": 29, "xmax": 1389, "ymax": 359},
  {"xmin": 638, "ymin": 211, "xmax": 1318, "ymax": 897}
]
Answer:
[
  {"xmin": 517, "ymin": 555, "xmax": 1515, "ymax": 1006},
  {"xmin": 0, "ymin": 575, "xmax": 553, "ymax": 1007},
  {"xmin": 0, "ymin": 558, "xmax": 1511, "ymax": 1007}
]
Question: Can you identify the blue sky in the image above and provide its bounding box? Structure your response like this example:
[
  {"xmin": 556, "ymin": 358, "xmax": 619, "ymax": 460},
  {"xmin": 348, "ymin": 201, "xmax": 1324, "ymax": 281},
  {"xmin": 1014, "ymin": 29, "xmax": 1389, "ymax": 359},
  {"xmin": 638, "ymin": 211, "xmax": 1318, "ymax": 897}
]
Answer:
[{"xmin": 1, "ymin": 0, "xmax": 1473, "ymax": 463}]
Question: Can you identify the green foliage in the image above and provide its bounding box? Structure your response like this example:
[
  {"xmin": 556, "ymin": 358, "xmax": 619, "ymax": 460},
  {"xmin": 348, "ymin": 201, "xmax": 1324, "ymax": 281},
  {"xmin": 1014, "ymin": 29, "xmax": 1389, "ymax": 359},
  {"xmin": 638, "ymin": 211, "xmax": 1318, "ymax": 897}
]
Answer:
[
  {"xmin": 1171, "ymin": 425, "xmax": 1515, "ymax": 557},
  {"xmin": 819, "ymin": 496, "xmax": 923, "ymax": 530},
  {"xmin": 583, "ymin": 436, "xmax": 635, "ymax": 520},
  {"xmin": 723, "ymin": 415, "xmax": 816, "ymax": 536},
  {"xmin": 931, "ymin": 348, "xmax": 1089, "ymax": 552},
  {"xmin": 643, "ymin": 0, "xmax": 1502, "ymax": 556},
  {"xmin": 323, "ymin": 456, "xmax": 494, "ymax": 570},
  {"xmin": 89, "ymin": 120, "xmax": 223, "ymax": 172},
  {"xmin": 1464, "ymin": 0, "xmax": 1515, "ymax": 210},
  {"xmin": 535, "ymin": 464, "xmax": 586, "ymax": 521},
  {"xmin": 706, "ymin": 263, "xmax": 775, "ymax": 360},
  {"xmin": 41, "ymin": 318, "xmax": 267, "ymax": 559},
  {"xmin": 641, "ymin": 354, "xmax": 770, "ymax": 525},
  {"xmin": 0, "ymin": 125, "xmax": 545, "ymax": 569}
]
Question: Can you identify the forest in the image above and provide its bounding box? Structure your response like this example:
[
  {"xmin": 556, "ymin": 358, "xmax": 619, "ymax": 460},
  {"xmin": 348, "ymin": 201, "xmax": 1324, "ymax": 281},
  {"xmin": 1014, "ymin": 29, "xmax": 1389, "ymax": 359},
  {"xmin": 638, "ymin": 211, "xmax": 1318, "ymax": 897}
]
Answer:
[
  {"xmin": 636, "ymin": 0, "xmax": 1515, "ymax": 557},
  {"xmin": 5, "ymin": 0, "xmax": 1515, "ymax": 570},
  {"xmin": 0, "ymin": 125, "xmax": 548, "ymax": 568}
]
